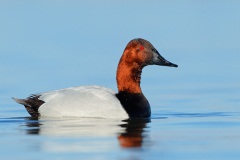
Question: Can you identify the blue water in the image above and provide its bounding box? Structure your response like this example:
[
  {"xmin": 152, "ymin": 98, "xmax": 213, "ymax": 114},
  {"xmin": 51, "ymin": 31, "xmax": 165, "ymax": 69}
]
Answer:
[
  {"xmin": 1, "ymin": 109, "xmax": 240, "ymax": 160},
  {"xmin": 1, "ymin": 1, "xmax": 240, "ymax": 160}
]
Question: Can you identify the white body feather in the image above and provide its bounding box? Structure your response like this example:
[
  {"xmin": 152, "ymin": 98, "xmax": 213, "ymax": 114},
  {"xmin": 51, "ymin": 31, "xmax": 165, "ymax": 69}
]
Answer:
[{"xmin": 37, "ymin": 86, "xmax": 128, "ymax": 118}]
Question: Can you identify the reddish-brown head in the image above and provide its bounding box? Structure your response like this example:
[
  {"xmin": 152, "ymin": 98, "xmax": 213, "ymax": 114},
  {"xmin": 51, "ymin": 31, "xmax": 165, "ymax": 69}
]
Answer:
[
  {"xmin": 117, "ymin": 38, "xmax": 178, "ymax": 93},
  {"xmin": 121, "ymin": 38, "xmax": 178, "ymax": 68}
]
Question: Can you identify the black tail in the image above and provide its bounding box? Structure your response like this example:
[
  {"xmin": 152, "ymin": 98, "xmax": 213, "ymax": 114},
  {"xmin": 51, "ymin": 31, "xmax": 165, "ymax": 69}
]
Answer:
[
  {"xmin": 13, "ymin": 98, "xmax": 29, "ymax": 106},
  {"xmin": 13, "ymin": 96, "xmax": 44, "ymax": 117}
]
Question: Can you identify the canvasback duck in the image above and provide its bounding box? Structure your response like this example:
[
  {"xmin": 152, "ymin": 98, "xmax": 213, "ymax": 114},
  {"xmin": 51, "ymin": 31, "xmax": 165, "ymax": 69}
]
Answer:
[{"xmin": 14, "ymin": 38, "xmax": 178, "ymax": 118}]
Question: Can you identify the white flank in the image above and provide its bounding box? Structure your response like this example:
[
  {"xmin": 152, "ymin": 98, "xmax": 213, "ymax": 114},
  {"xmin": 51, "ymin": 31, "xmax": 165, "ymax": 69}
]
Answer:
[{"xmin": 38, "ymin": 86, "xmax": 128, "ymax": 119}]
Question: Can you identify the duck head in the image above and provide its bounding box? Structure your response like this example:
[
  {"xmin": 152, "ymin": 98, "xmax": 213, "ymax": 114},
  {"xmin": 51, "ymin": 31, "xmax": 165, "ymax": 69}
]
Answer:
[
  {"xmin": 117, "ymin": 38, "xmax": 178, "ymax": 94},
  {"xmin": 122, "ymin": 38, "xmax": 178, "ymax": 68}
]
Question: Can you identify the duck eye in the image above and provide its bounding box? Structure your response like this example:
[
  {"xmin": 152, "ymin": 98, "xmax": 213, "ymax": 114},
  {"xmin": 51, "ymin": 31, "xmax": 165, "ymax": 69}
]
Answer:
[{"xmin": 139, "ymin": 46, "xmax": 144, "ymax": 50}]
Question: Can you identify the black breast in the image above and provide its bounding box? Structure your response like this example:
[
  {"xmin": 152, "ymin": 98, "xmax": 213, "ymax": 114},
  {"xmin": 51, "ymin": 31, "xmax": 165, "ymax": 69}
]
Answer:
[{"xmin": 116, "ymin": 91, "xmax": 151, "ymax": 118}]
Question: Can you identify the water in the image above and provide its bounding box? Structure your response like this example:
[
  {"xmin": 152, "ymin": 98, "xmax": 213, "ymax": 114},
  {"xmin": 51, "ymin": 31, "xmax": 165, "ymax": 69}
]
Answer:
[
  {"xmin": 1, "ymin": 1, "xmax": 240, "ymax": 160},
  {"xmin": 1, "ymin": 104, "xmax": 240, "ymax": 160}
]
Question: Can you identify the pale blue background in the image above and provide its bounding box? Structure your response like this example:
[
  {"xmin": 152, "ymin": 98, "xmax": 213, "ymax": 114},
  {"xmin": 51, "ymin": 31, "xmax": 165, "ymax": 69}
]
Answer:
[
  {"xmin": 1, "ymin": 1, "xmax": 239, "ymax": 112},
  {"xmin": 0, "ymin": 1, "xmax": 240, "ymax": 160}
]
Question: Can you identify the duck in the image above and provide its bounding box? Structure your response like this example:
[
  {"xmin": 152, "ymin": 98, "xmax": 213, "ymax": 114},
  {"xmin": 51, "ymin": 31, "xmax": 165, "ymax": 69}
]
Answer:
[{"xmin": 13, "ymin": 38, "xmax": 178, "ymax": 119}]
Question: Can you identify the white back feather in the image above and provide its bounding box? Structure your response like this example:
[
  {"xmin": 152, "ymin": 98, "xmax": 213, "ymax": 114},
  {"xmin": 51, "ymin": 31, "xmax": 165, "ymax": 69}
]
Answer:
[{"xmin": 38, "ymin": 86, "xmax": 128, "ymax": 118}]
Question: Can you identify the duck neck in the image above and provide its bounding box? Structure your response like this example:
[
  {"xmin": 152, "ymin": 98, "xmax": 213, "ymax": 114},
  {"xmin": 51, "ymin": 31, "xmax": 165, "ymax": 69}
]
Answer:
[
  {"xmin": 116, "ymin": 59, "xmax": 143, "ymax": 94},
  {"xmin": 116, "ymin": 52, "xmax": 151, "ymax": 118}
]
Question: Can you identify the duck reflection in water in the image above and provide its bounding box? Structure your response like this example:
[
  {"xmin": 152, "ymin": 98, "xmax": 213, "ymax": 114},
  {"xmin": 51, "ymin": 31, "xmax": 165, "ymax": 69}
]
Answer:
[
  {"xmin": 24, "ymin": 117, "xmax": 150, "ymax": 148},
  {"xmin": 118, "ymin": 118, "xmax": 150, "ymax": 148},
  {"xmin": 24, "ymin": 117, "xmax": 42, "ymax": 135}
]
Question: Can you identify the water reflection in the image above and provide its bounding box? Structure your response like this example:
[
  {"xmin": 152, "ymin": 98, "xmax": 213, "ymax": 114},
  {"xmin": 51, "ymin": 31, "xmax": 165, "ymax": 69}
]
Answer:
[
  {"xmin": 118, "ymin": 118, "xmax": 150, "ymax": 148},
  {"xmin": 24, "ymin": 117, "xmax": 41, "ymax": 135},
  {"xmin": 23, "ymin": 117, "xmax": 150, "ymax": 148}
]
